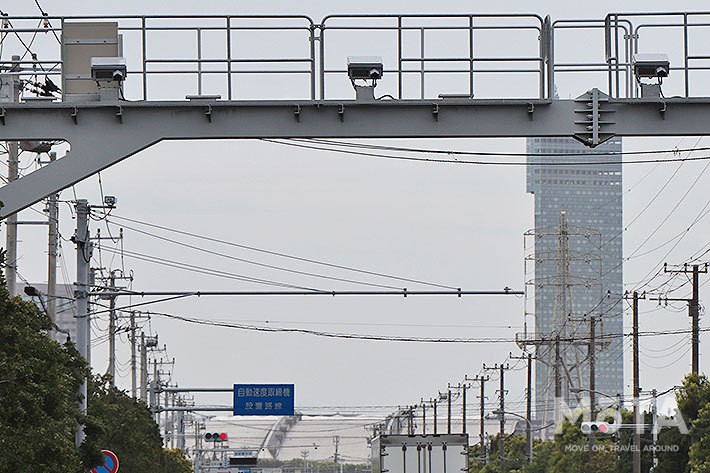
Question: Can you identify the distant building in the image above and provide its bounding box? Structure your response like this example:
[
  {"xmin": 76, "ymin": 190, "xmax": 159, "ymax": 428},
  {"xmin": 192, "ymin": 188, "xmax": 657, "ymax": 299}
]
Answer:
[{"xmin": 526, "ymin": 137, "xmax": 624, "ymax": 422}]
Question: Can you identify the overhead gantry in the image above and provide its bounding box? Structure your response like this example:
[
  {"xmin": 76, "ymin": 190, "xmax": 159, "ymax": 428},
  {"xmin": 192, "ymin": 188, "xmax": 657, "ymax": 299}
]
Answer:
[{"xmin": 1, "ymin": 12, "xmax": 710, "ymax": 218}]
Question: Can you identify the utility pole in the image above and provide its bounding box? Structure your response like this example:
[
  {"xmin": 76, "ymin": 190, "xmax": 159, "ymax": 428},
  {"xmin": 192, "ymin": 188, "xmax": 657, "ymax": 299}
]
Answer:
[
  {"xmin": 4, "ymin": 61, "xmax": 20, "ymax": 296},
  {"xmin": 130, "ymin": 312, "xmax": 137, "ymax": 398},
  {"xmin": 485, "ymin": 364, "xmax": 509, "ymax": 473},
  {"xmin": 46, "ymin": 151, "xmax": 59, "ymax": 329},
  {"xmin": 74, "ymin": 199, "xmax": 92, "ymax": 446},
  {"xmin": 333, "ymin": 435, "xmax": 340, "ymax": 473},
  {"xmin": 651, "ymin": 389, "xmax": 658, "ymax": 472},
  {"xmin": 663, "ymin": 263, "xmax": 707, "ymax": 375},
  {"xmin": 421, "ymin": 399, "xmax": 427, "ymax": 434},
  {"xmin": 462, "ymin": 383, "xmax": 467, "ymax": 434},
  {"xmin": 633, "ymin": 291, "xmax": 641, "ymax": 473},
  {"xmin": 108, "ymin": 271, "xmax": 117, "ymax": 385},
  {"xmin": 433, "ymin": 397, "xmax": 438, "ymax": 435},
  {"xmin": 408, "ymin": 406, "xmax": 414, "ymax": 435},
  {"xmin": 511, "ymin": 352, "xmax": 534, "ymax": 464},
  {"xmin": 468, "ymin": 375, "xmax": 489, "ymax": 465},
  {"xmin": 140, "ymin": 333, "xmax": 148, "ymax": 402},
  {"xmin": 447, "ymin": 386, "xmax": 452, "ymax": 434},
  {"xmin": 554, "ymin": 335, "xmax": 561, "ymax": 425}
]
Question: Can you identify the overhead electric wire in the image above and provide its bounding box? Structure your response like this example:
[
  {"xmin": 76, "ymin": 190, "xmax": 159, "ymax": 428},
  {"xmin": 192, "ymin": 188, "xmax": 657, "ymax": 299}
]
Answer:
[
  {"xmin": 106, "ymin": 219, "xmax": 411, "ymax": 291},
  {"xmin": 107, "ymin": 214, "xmax": 457, "ymax": 290},
  {"xmin": 628, "ymin": 160, "xmax": 710, "ymax": 263},
  {"xmin": 99, "ymin": 245, "xmax": 325, "ymax": 292},
  {"xmin": 295, "ymin": 138, "xmax": 710, "ymax": 158},
  {"xmin": 264, "ymin": 138, "xmax": 710, "ymax": 166},
  {"xmin": 138, "ymin": 308, "xmax": 710, "ymax": 344}
]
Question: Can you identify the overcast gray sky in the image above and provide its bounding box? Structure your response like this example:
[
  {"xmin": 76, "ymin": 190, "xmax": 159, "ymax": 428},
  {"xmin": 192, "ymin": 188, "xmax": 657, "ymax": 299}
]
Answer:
[{"xmin": 6, "ymin": 0, "xmax": 710, "ymax": 421}]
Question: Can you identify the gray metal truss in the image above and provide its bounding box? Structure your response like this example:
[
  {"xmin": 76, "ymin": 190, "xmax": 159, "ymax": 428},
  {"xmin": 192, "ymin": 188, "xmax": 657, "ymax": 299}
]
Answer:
[{"xmin": 0, "ymin": 94, "xmax": 708, "ymax": 218}]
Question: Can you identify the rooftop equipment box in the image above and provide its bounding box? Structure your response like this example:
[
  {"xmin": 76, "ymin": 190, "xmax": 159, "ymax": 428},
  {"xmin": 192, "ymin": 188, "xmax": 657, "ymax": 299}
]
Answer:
[{"xmin": 371, "ymin": 434, "xmax": 469, "ymax": 473}]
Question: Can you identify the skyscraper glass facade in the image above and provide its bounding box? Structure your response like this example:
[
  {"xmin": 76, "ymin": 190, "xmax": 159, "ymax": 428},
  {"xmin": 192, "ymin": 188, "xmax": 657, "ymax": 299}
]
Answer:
[{"xmin": 526, "ymin": 137, "xmax": 624, "ymax": 421}]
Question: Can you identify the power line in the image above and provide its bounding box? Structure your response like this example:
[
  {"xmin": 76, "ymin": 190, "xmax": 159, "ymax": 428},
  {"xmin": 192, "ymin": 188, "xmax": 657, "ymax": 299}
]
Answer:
[
  {"xmin": 107, "ymin": 214, "xmax": 457, "ymax": 290},
  {"xmin": 99, "ymin": 245, "xmax": 325, "ymax": 292},
  {"xmin": 140, "ymin": 308, "xmax": 710, "ymax": 344},
  {"xmin": 263, "ymin": 139, "xmax": 710, "ymax": 166},
  {"xmin": 295, "ymin": 138, "xmax": 710, "ymax": 158},
  {"xmin": 105, "ymin": 218, "xmax": 412, "ymax": 291}
]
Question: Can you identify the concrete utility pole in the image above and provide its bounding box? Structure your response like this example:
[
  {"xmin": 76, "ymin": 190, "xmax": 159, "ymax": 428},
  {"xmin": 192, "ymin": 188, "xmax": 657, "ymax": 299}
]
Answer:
[
  {"xmin": 74, "ymin": 199, "xmax": 92, "ymax": 446},
  {"xmin": 140, "ymin": 332, "xmax": 147, "ymax": 402},
  {"xmin": 130, "ymin": 312, "xmax": 137, "ymax": 398},
  {"xmin": 469, "ymin": 375, "xmax": 489, "ymax": 465},
  {"xmin": 633, "ymin": 291, "xmax": 641, "ymax": 473},
  {"xmin": 554, "ymin": 336, "xmax": 561, "ymax": 425},
  {"xmin": 108, "ymin": 271, "xmax": 117, "ymax": 385},
  {"xmin": 421, "ymin": 399, "xmax": 427, "ymax": 434},
  {"xmin": 46, "ymin": 151, "xmax": 59, "ymax": 328},
  {"xmin": 447, "ymin": 387, "xmax": 452, "ymax": 434},
  {"xmin": 663, "ymin": 263, "xmax": 707, "ymax": 375},
  {"xmin": 485, "ymin": 364, "xmax": 509, "ymax": 473},
  {"xmin": 433, "ymin": 397, "xmax": 438, "ymax": 434},
  {"xmin": 333, "ymin": 435, "xmax": 340, "ymax": 473},
  {"xmin": 651, "ymin": 389, "xmax": 659, "ymax": 471},
  {"xmin": 462, "ymin": 383, "xmax": 468, "ymax": 434},
  {"xmin": 512, "ymin": 352, "xmax": 534, "ymax": 464},
  {"xmin": 4, "ymin": 62, "xmax": 20, "ymax": 296}
]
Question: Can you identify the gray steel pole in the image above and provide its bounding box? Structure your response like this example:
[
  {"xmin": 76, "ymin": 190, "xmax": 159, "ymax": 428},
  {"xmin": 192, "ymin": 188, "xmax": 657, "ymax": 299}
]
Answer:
[
  {"xmin": 47, "ymin": 151, "xmax": 59, "ymax": 329},
  {"xmin": 74, "ymin": 199, "xmax": 92, "ymax": 446}
]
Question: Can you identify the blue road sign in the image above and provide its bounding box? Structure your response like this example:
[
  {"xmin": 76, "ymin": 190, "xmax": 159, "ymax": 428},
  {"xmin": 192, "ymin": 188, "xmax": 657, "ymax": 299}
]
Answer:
[
  {"xmin": 233, "ymin": 384, "xmax": 294, "ymax": 416},
  {"xmin": 90, "ymin": 450, "xmax": 119, "ymax": 473}
]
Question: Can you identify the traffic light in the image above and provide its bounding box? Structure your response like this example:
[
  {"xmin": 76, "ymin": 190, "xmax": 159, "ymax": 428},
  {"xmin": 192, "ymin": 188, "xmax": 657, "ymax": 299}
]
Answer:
[
  {"xmin": 581, "ymin": 421, "xmax": 619, "ymax": 435},
  {"xmin": 205, "ymin": 432, "xmax": 228, "ymax": 442}
]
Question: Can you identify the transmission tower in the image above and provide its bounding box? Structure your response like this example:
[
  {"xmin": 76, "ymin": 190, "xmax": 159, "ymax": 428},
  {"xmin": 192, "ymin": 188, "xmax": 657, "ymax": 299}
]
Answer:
[{"xmin": 521, "ymin": 210, "xmax": 603, "ymax": 427}]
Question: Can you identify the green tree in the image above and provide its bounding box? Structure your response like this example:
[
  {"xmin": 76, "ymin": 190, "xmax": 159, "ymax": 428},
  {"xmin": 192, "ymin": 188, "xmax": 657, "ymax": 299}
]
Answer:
[
  {"xmin": 0, "ymin": 254, "xmax": 96, "ymax": 473},
  {"xmin": 468, "ymin": 433, "xmax": 528, "ymax": 473},
  {"xmin": 655, "ymin": 374, "xmax": 710, "ymax": 473},
  {"xmin": 87, "ymin": 375, "xmax": 165, "ymax": 473},
  {"xmin": 162, "ymin": 448, "xmax": 193, "ymax": 473}
]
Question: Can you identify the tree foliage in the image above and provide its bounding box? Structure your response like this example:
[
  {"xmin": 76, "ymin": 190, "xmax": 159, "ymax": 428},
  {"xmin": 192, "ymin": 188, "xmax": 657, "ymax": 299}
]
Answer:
[
  {"xmin": 0, "ymin": 254, "xmax": 191, "ymax": 473},
  {"xmin": 86, "ymin": 375, "xmax": 167, "ymax": 473},
  {"xmin": 0, "ymin": 253, "xmax": 95, "ymax": 472},
  {"xmin": 162, "ymin": 448, "xmax": 193, "ymax": 473}
]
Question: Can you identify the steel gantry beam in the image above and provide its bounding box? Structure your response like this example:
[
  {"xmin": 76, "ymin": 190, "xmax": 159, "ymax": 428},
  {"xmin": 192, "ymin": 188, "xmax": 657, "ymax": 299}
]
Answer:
[{"xmin": 0, "ymin": 95, "xmax": 709, "ymax": 218}]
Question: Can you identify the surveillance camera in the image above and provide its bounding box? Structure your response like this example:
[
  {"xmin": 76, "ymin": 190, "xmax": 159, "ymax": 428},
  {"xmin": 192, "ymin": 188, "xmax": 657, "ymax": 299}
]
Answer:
[
  {"xmin": 633, "ymin": 53, "xmax": 670, "ymax": 79},
  {"xmin": 91, "ymin": 57, "xmax": 127, "ymax": 82},
  {"xmin": 104, "ymin": 195, "xmax": 117, "ymax": 207},
  {"xmin": 347, "ymin": 56, "xmax": 384, "ymax": 81}
]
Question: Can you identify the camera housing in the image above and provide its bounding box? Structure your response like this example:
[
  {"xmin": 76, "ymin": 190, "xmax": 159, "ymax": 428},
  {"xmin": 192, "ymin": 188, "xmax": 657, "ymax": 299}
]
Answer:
[
  {"xmin": 633, "ymin": 53, "xmax": 670, "ymax": 78},
  {"xmin": 90, "ymin": 57, "xmax": 127, "ymax": 82},
  {"xmin": 347, "ymin": 56, "xmax": 384, "ymax": 81}
]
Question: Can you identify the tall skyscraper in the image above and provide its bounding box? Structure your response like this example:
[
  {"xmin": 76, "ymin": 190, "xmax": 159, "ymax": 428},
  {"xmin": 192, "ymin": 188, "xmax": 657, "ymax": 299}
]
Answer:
[{"xmin": 526, "ymin": 137, "xmax": 623, "ymax": 424}]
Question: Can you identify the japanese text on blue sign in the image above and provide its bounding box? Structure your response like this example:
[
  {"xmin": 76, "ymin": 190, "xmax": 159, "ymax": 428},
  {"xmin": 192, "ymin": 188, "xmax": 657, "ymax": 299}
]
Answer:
[{"xmin": 233, "ymin": 384, "xmax": 295, "ymax": 416}]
